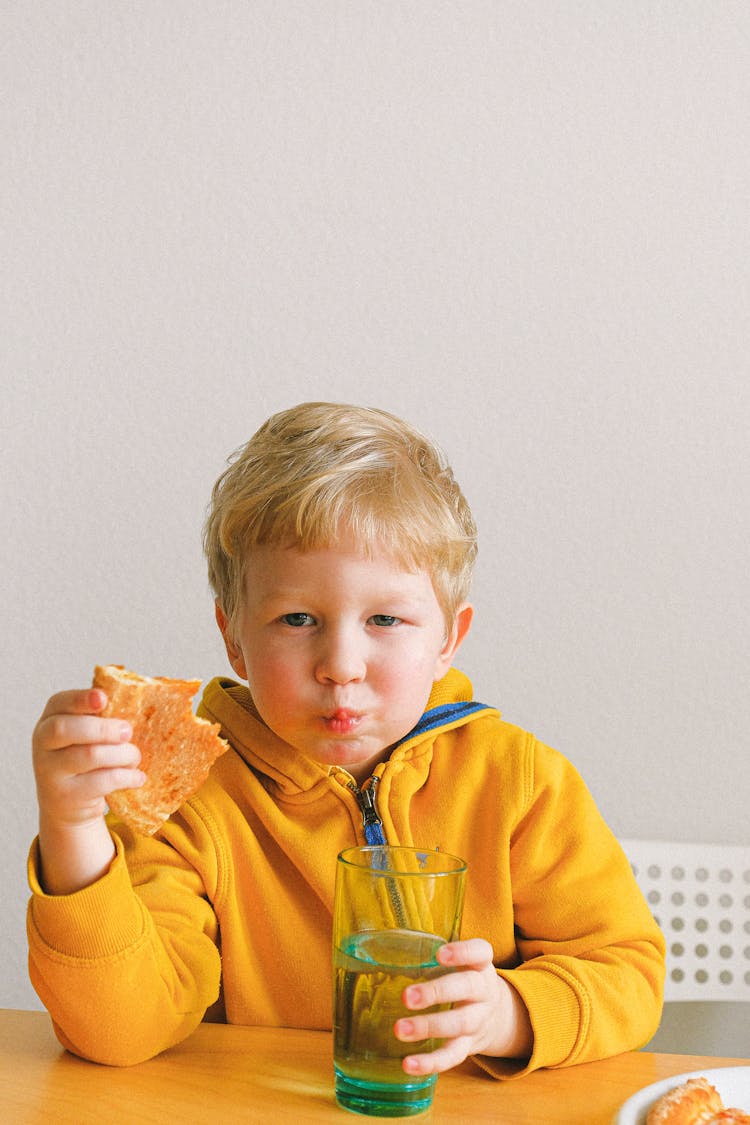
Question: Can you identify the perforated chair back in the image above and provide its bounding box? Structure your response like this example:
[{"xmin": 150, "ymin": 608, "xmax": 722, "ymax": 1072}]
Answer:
[{"xmin": 619, "ymin": 838, "xmax": 750, "ymax": 1002}]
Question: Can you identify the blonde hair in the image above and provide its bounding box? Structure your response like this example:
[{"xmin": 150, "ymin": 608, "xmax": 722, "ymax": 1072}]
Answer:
[{"xmin": 203, "ymin": 402, "xmax": 477, "ymax": 631}]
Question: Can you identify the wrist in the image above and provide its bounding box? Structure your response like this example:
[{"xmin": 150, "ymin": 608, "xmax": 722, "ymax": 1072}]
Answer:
[
  {"xmin": 37, "ymin": 814, "xmax": 116, "ymax": 896},
  {"xmin": 493, "ymin": 976, "xmax": 534, "ymax": 1060}
]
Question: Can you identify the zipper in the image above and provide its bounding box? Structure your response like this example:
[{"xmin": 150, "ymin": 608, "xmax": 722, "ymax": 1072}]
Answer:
[
  {"xmin": 349, "ymin": 775, "xmax": 407, "ymax": 925},
  {"xmin": 349, "ymin": 775, "xmax": 387, "ymax": 845}
]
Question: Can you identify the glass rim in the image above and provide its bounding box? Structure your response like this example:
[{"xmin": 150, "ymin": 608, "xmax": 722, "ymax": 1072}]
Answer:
[{"xmin": 337, "ymin": 844, "xmax": 467, "ymax": 875}]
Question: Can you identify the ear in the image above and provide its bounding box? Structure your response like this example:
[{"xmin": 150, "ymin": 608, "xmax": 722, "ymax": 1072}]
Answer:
[
  {"xmin": 433, "ymin": 602, "xmax": 473, "ymax": 680},
  {"xmin": 215, "ymin": 602, "xmax": 248, "ymax": 680}
]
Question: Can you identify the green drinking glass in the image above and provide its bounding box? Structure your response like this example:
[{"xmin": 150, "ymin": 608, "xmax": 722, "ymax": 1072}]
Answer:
[{"xmin": 332, "ymin": 845, "xmax": 467, "ymax": 1117}]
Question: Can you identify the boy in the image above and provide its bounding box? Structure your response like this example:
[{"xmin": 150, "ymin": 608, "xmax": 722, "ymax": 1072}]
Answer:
[{"xmin": 28, "ymin": 402, "xmax": 665, "ymax": 1074}]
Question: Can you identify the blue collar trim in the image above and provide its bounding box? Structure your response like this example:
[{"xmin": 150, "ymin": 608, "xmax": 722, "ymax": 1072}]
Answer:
[{"xmin": 395, "ymin": 700, "xmax": 492, "ymax": 747}]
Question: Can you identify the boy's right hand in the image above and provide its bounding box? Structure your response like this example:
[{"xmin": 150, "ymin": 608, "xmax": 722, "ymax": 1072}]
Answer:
[
  {"xmin": 32, "ymin": 688, "xmax": 145, "ymax": 894},
  {"xmin": 33, "ymin": 688, "xmax": 144, "ymax": 826}
]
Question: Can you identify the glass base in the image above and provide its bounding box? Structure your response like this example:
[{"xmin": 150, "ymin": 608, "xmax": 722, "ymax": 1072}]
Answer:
[{"xmin": 334, "ymin": 1068, "xmax": 436, "ymax": 1117}]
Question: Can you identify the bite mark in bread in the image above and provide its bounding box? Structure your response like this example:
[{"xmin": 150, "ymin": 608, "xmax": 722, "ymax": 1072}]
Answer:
[{"xmin": 94, "ymin": 664, "xmax": 228, "ymax": 836}]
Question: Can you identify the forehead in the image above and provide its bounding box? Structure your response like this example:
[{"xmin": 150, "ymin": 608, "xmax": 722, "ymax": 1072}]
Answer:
[{"xmin": 242, "ymin": 540, "xmax": 438, "ymax": 604}]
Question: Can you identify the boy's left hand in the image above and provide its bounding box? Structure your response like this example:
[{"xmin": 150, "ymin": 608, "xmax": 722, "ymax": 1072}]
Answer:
[{"xmin": 394, "ymin": 938, "xmax": 533, "ymax": 1073}]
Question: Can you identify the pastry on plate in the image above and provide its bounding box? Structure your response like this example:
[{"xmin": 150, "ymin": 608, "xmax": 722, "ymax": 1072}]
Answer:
[{"xmin": 646, "ymin": 1075, "xmax": 750, "ymax": 1125}]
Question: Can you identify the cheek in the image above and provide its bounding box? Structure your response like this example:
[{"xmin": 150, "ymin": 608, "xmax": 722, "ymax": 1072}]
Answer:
[
  {"xmin": 375, "ymin": 648, "xmax": 440, "ymax": 692},
  {"xmin": 246, "ymin": 649, "xmax": 300, "ymax": 699}
]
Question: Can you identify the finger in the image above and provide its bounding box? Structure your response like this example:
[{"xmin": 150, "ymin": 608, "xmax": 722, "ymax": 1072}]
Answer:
[
  {"xmin": 37, "ymin": 688, "xmax": 108, "ymax": 721},
  {"xmin": 35, "ymin": 741, "xmax": 145, "ymax": 801},
  {"xmin": 403, "ymin": 968, "xmax": 489, "ymax": 1011},
  {"xmin": 42, "ymin": 762, "xmax": 147, "ymax": 826},
  {"xmin": 55, "ymin": 741, "xmax": 143, "ymax": 777},
  {"xmin": 401, "ymin": 1035, "xmax": 474, "ymax": 1077},
  {"xmin": 35, "ymin": 712, "xmax": 132, "ymax": 753},
  {"xmin": 70, "ymin": 765, "xmax": 147, "ymax": 802},
  {"xmin": 396, "ymin": 1003, "xmax": 482, "ymax": 1045},
  {"xmin": 437, "ymin": 938, "xmax": 495, "ymax": 970},
  {"xmin": 35, "ymin": 747, "xmax": 147, "ymax": 824}
]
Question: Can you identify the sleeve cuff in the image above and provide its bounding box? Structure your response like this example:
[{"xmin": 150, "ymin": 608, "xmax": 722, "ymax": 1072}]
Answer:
[
  {"xmin": 473, "ymin": 964, "xmax": 587, "ymax": 1079},
  {"xmin": 27, "ymin": 833, "xmax": 148, "ymax": 959}
]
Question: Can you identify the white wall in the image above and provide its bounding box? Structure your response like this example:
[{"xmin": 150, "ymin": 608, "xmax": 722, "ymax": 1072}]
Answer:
[{"xmin": 3, "ymin": 2, "xmax": 748, "ymax": 1013}]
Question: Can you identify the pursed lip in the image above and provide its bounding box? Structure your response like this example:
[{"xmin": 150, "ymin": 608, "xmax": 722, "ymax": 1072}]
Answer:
[{"xmin": 323, "ymin": 708, "xmax": 363, "ymax": 735}]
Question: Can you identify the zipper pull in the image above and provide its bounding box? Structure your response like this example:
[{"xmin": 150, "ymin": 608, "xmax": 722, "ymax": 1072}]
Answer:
[{"xmin": 352, "ymin": 776, "xmax": 387, "ymax": 846}]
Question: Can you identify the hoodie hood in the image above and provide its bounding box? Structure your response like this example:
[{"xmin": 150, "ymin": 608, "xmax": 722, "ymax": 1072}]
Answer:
[{"xmin": 197, "ymin": 667, "xmax": 496, "ymax": 798}]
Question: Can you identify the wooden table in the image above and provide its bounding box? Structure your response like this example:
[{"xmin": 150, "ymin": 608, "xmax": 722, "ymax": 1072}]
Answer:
[{"xmin": 1, "ymin": 1009, "xmax": 747, "ymax": 1124}]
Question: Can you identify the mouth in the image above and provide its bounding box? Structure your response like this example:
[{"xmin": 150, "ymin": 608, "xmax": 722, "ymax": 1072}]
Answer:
[{"xmin": 323, "ymin": 708, "xmax": 362, "ymax": 735}]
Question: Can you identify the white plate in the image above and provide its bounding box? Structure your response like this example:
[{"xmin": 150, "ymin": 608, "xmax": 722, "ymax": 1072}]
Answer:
[{"xmin": 612, "ymin": 1065, "xmax": 750, "ymax": 1124}]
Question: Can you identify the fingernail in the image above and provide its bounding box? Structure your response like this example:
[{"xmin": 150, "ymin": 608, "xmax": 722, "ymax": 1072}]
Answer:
[
  {"xmin": 119, "ymin": 722, "xmax": 132, "ymax": 741},
  {"xmin": 398, "ymin": 1020, "xmax": 414, "ymax": 1037},
  {"xmin": 405, "ymin": 986, "xmax": 421, "ymax": 1007}
]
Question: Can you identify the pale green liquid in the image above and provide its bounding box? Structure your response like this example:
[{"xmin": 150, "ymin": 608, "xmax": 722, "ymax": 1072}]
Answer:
[{"xmin": 333, "ymin": 929, "xmax": 445, "ymax": 1116}]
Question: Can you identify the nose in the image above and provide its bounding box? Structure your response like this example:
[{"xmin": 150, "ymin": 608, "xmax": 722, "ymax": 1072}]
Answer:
[{"xmin": 314, "ymin": 625, "xmax": 366, "ymax": 685}]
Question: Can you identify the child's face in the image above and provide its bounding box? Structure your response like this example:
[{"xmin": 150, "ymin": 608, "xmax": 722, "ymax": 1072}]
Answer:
[{"xmin": 217, "ymin": 538, "xmax": 471, "ymax": 783}]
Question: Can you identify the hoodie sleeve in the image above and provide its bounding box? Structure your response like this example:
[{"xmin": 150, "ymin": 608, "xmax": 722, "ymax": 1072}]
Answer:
[
  {"xmin": 26, "ymin": 818, "xmax": 222, "ymax": 1067},
  {"xmin": 478, "ymin": 738, "xmax": 666, "ymax": 1078}
]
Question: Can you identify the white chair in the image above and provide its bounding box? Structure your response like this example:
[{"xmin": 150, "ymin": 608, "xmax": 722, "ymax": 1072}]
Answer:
[{"xmin": 618, "ymin": 838, "xmax": 750, "ymax": 1055}]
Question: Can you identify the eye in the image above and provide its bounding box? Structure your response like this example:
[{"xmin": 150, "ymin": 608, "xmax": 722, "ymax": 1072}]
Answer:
[
  {"xmin": 280, "ymin": 612, "xmax": 315, "ymax": 627},
  {"xmin": 370, "ymin": 614, "xmax": 400, "ymax": 627}
]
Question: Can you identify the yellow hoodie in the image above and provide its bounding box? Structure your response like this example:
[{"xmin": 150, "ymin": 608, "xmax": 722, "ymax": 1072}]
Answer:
[{"xmin": 27, "ymin": 669, "xmax": 665, "ymax": 1073}]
